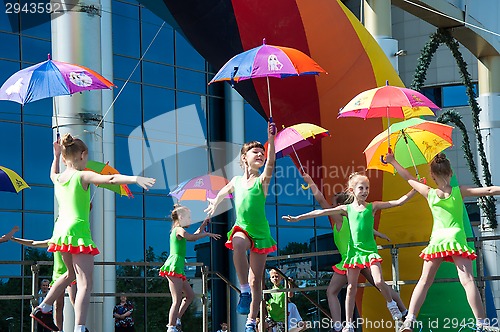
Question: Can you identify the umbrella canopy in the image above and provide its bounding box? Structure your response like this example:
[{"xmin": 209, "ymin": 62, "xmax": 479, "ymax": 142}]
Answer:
[
  {"xmin": 274, "ymin": 123, "xmax": 330, "ymax": 159},
  {"xmin": 84, "ymin": 160, "xmax": 133, "ymax": 197},
  {"xmin": 169, "ymin": 174, "xmax": 231, "ymax": 201},
  {"xmin": 0, "ymin": 56, "xmax": 114, "ymax": 105},
  {"xmin": 338, "ymin": 84, "xmax": 439, "ymax": 119},
  {"xmin": 0, "ymin": 166, "xmax": 29, "ymax": 193},
  {"xmin": 364, "ymin": 118, "xmax": 453, "ymax": 174},
  {"xmin": 209, "ymin": 39, "xmax": 326, "ymax": 118}
]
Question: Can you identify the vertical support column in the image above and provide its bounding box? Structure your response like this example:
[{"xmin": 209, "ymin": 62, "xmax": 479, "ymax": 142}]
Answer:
[
  {"xmin": 51, "ymin": 1, "xmax": 104, "ymax": 330},
  {"xmin": 31, "ymin": 264, "xmax": 39, "ymax": 332},
  {"xmin": 391, "ymin": 247, "xmax": 400, "ymax": 292},
  {"xmin": 363, "ymin": 0, "xmax": 400, "ymax": 72},
  {"xmin": 224, "ymin": 84, "xmax": 245, "ymax": 331},
  {"xmin": 202, "ymin": 266, "xmax": 208, "ymax": 332},
  {"xmin": 478, "ymin": 55, "xmax": 500, "ymax": 318}
]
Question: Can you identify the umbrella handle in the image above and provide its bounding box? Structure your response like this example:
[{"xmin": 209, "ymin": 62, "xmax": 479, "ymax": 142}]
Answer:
[
  {"xmin": 301, "ymin": 183, "xmax": 311, "ymax": 190},
  {"xmin": 380, "ymin": 147, "xmax": 392, "ymax": 165},
  {"xmin": 269, "ymin": 117, "xmax": 276, "ymax": 135}
]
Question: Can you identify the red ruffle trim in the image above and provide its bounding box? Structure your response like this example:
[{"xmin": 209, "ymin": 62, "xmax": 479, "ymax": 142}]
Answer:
[
  {"xmin": 225, "ymin": 226, "xmax": 277, "ymax": 254},
  {"xmin": 332, "ymin": 265, "xmax": 346, "ymax": 275},
  {"xmin": 419, "ymin": 250, "xmax": 477, "ymax": 262},
  {"xmin": 159, "ymin": 271, "xmax": 187, "ymax": 281},
  {"xmin": 344, "ymin": 258, "xmax": 383, "ymax": 269},
  {"xmin": 48, "ymin": 243, "xmax": 100, "ymax": 256}
]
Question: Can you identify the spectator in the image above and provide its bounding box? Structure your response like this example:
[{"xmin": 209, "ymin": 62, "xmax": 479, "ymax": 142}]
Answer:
[
  {"xmin": 113, "ymin": 295, "xmax": 135, "ymax": 332},
  {"xmin": 37, "ymin": 279, "xmax": 51, "ymax": 332},
  {"xmin": 217, "ymin": 322, "xmax": 229, "ymax": 332}
]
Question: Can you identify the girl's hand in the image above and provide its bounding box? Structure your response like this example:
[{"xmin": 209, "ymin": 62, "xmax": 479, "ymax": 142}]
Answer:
[
  {"xmin": 282, "ymin": 215, "xmax": 299, "ymax": 222},
  {"xmin": 207, "ymin": 233, "xmax": 221, "ymax": 240},
  {"xmin": 302, "ymin": 172, "xmax": 313, "ymax": 184},
  {"xmin": 204, "ymin": 198, "xmax": 216, "ymax": 216},
  {"xmin": 378, "ymin": 233, "xmax": 391, "ymax": 242},
  {"xmin": 385, "ymin": 152, "xmax": 395, "ymax": 164},
  {"xmin": 136, "ymin": 176, "xmax": 156, "ymax": 190},
  {"xmin": 268, "ymin": 121, "xmax": 276, "ymax": 137},
  {"xmin": 53, "ymin": 139, "xmax": 61, "ymax": 157}
]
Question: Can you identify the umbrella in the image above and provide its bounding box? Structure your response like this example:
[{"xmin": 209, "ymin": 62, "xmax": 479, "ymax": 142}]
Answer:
[
  {"xmin": 338, "ymin": 82, "xmax": 440, "ymax": 149},
  {"xmin": 209, "ymin": 38, "xmax": 326, "ymax": 120},
  {"xmin": 84, "ymin": 160, "xmax": 133, "ymax": 197},
  {"xmin": 0, "ymin": 54, "xmax": 114, "ymax": 134},
  {"xmin": 364, "ymin": 118, "xmax": 453, "ymax": 178},
  {"xmin": 169, "ymin": 174, "xmax": 231, "ymax": 201},
  {"xmin": 273, "ymin": 123, "xmax": 330, "ymax": 172},
  {"xmin": 0, "ymin": 166, "xmax": 29, "ymax": 193}
]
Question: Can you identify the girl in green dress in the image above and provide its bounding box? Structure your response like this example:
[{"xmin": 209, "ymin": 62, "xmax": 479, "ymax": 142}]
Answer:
[
  {"xmin": 387, "ymin": 152, "xmax": 500, "ymax": 332},
  {"xmin": 161, "ymin": 204, "xmax": 220, "ymax": 332},
  {"xmin": 205, "ymin": 121, "xmax": 276, "ymax": 332},
  {"xmin": 283, "ymin": 172, "xmax": 416, "ymax": 331}
]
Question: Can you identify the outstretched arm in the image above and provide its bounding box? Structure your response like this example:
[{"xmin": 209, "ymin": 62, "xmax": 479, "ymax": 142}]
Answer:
[
  {"xmin": 373, "ymin": 188, "xmax": 417, "ymax": 211},
  {"xmin": 80, "ymin": 171, "xmax": 156, "ymax": 190},
  {"xmin": 386, "ymin": 152, "xmax": 430, "ymax": 197},
  {"xmin": 194, "ymin": 218, "xmax": 210, "ymax": 235},
  {"xmin": 0, "ymin": 226, "xmax": 19, "ymax": 243},
  {"xmin": 302, "ymin": 173, "xmax": 330, "ymax": 209},
  {"xmin": 282, "ymin": 205, "xmax": 346, "ymax": 222},
  {"xmin": 11, "ymin": 237, "xmax": 49, "ymax": 248},
  {"xmin": 261, "ymin": 121, "xmax": 276, "ymax": 192},
  {"xmin": 461, "ymin": 186, "xmax": 500, "ymax": 197},
  {"xmin": 50, "ymin": 139, "xmax": 62, "ymax": 183},
  {"xmin": 176, "ymin": 227, "xmax": 221, "ymax": 242},
  {"xmin": 204, "ymin": 177, "xmax": 235, "ymax": 216},
  {"xmin": 373, "ymin": 230, "xmax": 391, "ymax": 242}
]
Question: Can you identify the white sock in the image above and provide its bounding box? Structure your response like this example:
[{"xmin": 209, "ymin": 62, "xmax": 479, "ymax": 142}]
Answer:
[
  {"xmin": 74, "ymin": 325, "xmax": 85, "ymax": 332},
  {"xmin": 406, "ymin": 314, "xmax": 416, "ymax": 322},
  {"xmin": 240, "ymin": 284, "xmax": 251, "ymax": 294},
  {"xmin": 246, "ymin": 318, "xmax": 256, "ymax": 326},
  {"xmin": 333, "ymin": 320, "xmax": 342, "ymax": 331},
  {"xmin": 477, "ymin": 318, "xmax": 487, "ymax": 326},
  {"xmin": 39, "ymin": 303, "xmax": 53, "ymax": 313},
  {"xmin": 176, "ymin": 318, "xmax": 181, "ymax": 325},
  {"xmin": 387, "ymin": 300, "xmax": 397, "ymax": 308}
]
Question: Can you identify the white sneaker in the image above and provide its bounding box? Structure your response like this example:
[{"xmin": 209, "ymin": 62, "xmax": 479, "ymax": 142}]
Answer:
[
  {"xmin": 387, "ymin": 302, "xmax": 402, "ymax": 320},
  {"xmin": 398, "ymin": 319, "xmax": 414, "ymax": 332}
]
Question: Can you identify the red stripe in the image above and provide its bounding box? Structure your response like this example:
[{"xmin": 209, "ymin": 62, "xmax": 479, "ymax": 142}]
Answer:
[
  {"xmin": 225, "ymin": 226, "xmax": 277, "ymax": 254},
  {"xmin": 48, "ymin": 243, "xmax": 100, "ymax": 256},
  {"xmin": 159, "ymin": 271, "xmax": 187, "ymax": 281},
  {"xmin": 344, "ymin": 258, "xmax": 383, "ymax": 269},
  {"xmin": 420, "ymin": 250, "xmax": 477, "ymax": 262}
]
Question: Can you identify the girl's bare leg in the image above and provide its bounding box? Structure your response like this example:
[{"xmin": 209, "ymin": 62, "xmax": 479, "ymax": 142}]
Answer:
[
  {"xmin": 167, "ymin": 276, "xmax": 184, "ymax": 326},
  {"xmin": 41, "ymin": 253, "xmax": 76, "ymax": 305},
  {"xmin": 361, "ymin": 269, "xmax": 407, "ymax": 312},
  {"xmin": 72, "ymin": 253, "xmax": 94, "ymax": 326},
  {"xmin": 53, "ymin": 292, "xmax": 65, "ymax": 330},
  {"xmin": 248, "ymin": 251, "xmax": 267, "ymax": 320},
  {"xmin": 368, "ymin": 262, "xmax": 393, "ymax": 302},
  {"xmin": 345, "ymin": 268, "xmax": 361, "ymax": 325},
  {"xmin": 454, "ymin": 256, "xmax": 485, "ymax": 319},
  {"xmin": 406, "ymin": 259, "xmax": 442, "ymax": 317},
  {"xmin": 178, "ymin": 279, "xmax": 195, "ymax": 319},
  {"xmin": 327, "ymin": 273, "xmax": 347, "ymax": 329},
  {"xmin": 232, "ymin": 232, "xmax": 252, "ymax": 285}
]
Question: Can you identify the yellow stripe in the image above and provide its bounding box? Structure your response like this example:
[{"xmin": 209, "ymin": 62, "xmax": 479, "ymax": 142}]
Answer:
[{"xmin": 0, "ymin": 166, "xmax": 30, "ymax": 193}]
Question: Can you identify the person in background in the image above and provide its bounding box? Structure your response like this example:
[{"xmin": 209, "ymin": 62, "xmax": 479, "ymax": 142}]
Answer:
[
  {"xmin": 113, "ymin": 295, "xmax": 135, "ymax": 332},
  {"xmin": 217, "ymin": 322, "xmax": 229, "ymax": 332}
]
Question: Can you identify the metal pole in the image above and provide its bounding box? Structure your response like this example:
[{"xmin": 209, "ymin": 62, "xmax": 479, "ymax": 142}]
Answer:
[
  {"xmin": 226, "ymin": 283, "xmax": 231, "ymax": 331},
  {"xmin": 475, "ymin": 238, "xmax": 487, "ymax": 308},
  {"xmin": 202, "ymin": 266, "xmax": 208, "ymax": 332},
  {"xmin": 284, "ymin": 278, "xmax": 289, "ymax": 332},
  {"xmin": 259, "ymin": 277, "xmax": 265, "ymax": 332},
  {"xmin": 31, "ymin": 263, "xmax": 39, "ymax": 332},
  {"xmin": 391, "ymin": 247, "xmax": 400, "ymax": 292}
]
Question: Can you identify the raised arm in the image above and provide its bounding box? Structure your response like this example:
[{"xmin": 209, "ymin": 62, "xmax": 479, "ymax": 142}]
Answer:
[
  {"xmin": 50, "ymin": 140, "xmax": 62, "ymax": 183},
  {"xmin": 176, "ymin": 227, "xmax": 221, "ymax": 242},
  {"xmin": 194, "ymin": 218, "xmax": 210, "ymax": 235},
  {"xmin": 261, "ymin": 121, "xmax": 276, "ymax": 191},
  {"xmin": 302, "ymin": 173, "xmax": 330, "ymax": 209},
  {"xmin": 282, "ymin": 205, "xmax": 346, "ymax": 222},
  {"xmin": 461, "ymin": 185, "xmax": 500, "ymax": 197},
  {"xmin": 373, "ymin": 188, "xmax": 417, "ymax": 211},
  {"xmin": 11, "ymin": 237, "xmax": 49, "ymax": 248},
  {"xmin": 0, "ymin": 226, "xmax": 19, "ymax": 243},
  {"xmin": 386, "ymin": 152, "xmax": 430, "ymax": 197},
  {"xmin": 80, "ymin": 171, "xmax": 155, "ymax": 190},
  {"xmin": 205, "ymin": 177, "xmax": 236, "ymax": 216}
]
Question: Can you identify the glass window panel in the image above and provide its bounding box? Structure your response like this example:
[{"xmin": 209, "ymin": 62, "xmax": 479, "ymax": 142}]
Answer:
[
  {"xmin": 116, "ymin": 218, "xmax": 144, "ymax": 262},
  {"xmin": 20, "ymin": 13, "xmax": 51, "ymax": 39},
  {"xmin": 0, "ymin": 62, "xmax": 22, "ymax": 121},
  {"xmin": 265, "ymin": 204, "xmax": 276, "ymax": 225},
  {"xmin": 176, "ymin": 68, "xmax": 206, "ymax": 94},
  {"xmin": 112, "ymin": 2, "xmax": 140, "ymax": 57},
  {"xmin": 0, "ymin": 9, "xmax": 18, "ymax": 32},
  {"xmin": 145, "ymin": 219, "xmax": 169, "ymax": 259},
  {"xmin": 21, "ymin": 36, "xmax": 51, "ymax": 63},
  {"xmin": 275, "ymin": 158, "xmax": 314, "ymax": 205},
  {"xmin": 113, "ymin": 82, "xmax": 142, "ymax": 136},
  {"xmin": 442, "ymin": 84, "xmax": 477, "ymax": 108},
  {"xmin": 116, "ymin": 192, "xmax": 143, "ymax": 218},
  {"xmin": 115, "ymin": 135, "xmax": 136, "ymax": 177},
  {"xmin": 244, "ymin": 103, "xmax": 267, "ymax": 143},
  {"xmin": 0, "ymin": 32, "xmax": 20, "ymax": 60},
  {"xmin": 277, "ymin": 206, "xmax": 314, "ymax": 227},
  {"xmin": 23, "ymin": 97, "xmax": 51, "ymax": 125},
  {"xmin": 142, "ymin": 62, "xmax": 174, "ymax": 88},
  {"xmin": 143, "ymin": 86, "xmax": 175, "ymax": 129},
  {"xmin": 175, "ymin": 31, "xmax": 205, "ymax": 70},
  {"xmin": 113, "ymin": 57, "xmax": 141, "ymax": 82},
  {"xmin": 143, "ymin": 141, "xmax": 176, "ymax": 195},
  {"xmin": 141, "ymin": 10, "xmax": 174, "ymax": 64},
  {"xmin": 178, "ymin": 200, "xmax": 209, "ymax": 224},
  {"xmin": 277, "ymin": 227, "xmax": 314, "ymax": 256},
  {"xmin": 0, "ymin": 122, "xmax": 21, "ymax": 170},
  {"xmin": 176, "ymin": 145, "xmax": 208, "ymax": 184},
  {"xmin": 176, "ymin": 94, "xmax": 207, "ymax": 145},
  {"xmin": 24, "ymin": 213, "xmax": 54, "ymax": 241},
  {"xmin": 145, "ymin": 195, "xmax": 169, "ymax": 220},
  {"xmin": 23, "ymin": 124, "xmax": 52, "ymax": 185},
  {"xmin": 24, "ymin": 186, "xmax": 53, "ymax": 212},
  {"xmin": 0, "ymin": 212, "xmax": 22, "ymax": 276}
]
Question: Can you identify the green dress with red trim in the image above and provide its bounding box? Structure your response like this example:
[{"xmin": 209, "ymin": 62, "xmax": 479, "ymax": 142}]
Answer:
[
  {"xmin": 159, "ymin": 226, "xmax": 187, "ymax": 281},
  {"xmin": 332, "ymin": 217, "xmax": 349, "ymax": 275},
  {"xmin": 226, "ymin": 176, "xmax": 276, "ymax": 254},
  {"xmin": 49, "ymin": 171, "xmax": 99, "ymax": 255},
  {"xmin": 344, "ymin": 203, "xmax": 382, "ymax": 268},
  {"xmin": 267, "ymin": 285, "xmax": 286, "ymax": 322},
  {"xmin": 420, "ymin": 186, "xmax": 476, "ymax": 262}
]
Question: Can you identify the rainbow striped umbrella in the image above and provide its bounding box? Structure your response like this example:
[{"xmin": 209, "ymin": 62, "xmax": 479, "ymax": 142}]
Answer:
[
  {"xmin": 0, "ymin": 166, "xmax": 29, "ymax": 193},
  {"xmin": 85, "ymin": 160, "xmax": 133, "ymax": 197},
  {"xmin": 169, "ymin": 174, "xmax": 231, "ymax": 201}
]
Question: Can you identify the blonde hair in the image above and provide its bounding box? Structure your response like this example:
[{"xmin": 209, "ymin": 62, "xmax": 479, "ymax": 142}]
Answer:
[
  {"xmin": 333, "ymin": 191, "xmax": 353, "ymax": 206},
  {"xmin": 61, "ymin": 133, "xmax": 88, "ymax": 160},
  {"xmin": 430, "ymin": 153, "xmax": 452, "ymax": 178},
  {"xmin": 240, "ymin": 141, "xmax": 265, "ymax": 168},
  {"xmin": 171, "ymin": 203, "xmax": 188, "ymax": 229},
  {"xmin": 346, "ymin": 172, "xmax": 369, "ymax": 201}
]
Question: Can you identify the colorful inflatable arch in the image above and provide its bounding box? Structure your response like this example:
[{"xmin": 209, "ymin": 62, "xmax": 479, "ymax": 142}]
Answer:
[{"xmin": 140, "ymin": 0, "xmax": 488, "ymax": 330}]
